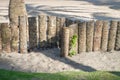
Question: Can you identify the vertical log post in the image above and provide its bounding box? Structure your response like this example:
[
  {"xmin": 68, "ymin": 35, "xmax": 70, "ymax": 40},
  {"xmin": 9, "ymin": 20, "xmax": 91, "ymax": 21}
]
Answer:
[
  {"xmin": 0, "ymin": 24, "xmax": 2, "ymax": 53},
  {"xmin": 1, "ymin": 23, "xmax": 11, "ymax": 53},
  {"xmin": 10, "ymin": 23, "xmax": 19, "ymax": 52},
  {"xmin": 9, "ymin": 0, "xmax": 28, "ymax": 52},
  {"xmin": 28, "ymin": 17, "xmax": 38, "ymax": 50},
  {"xmin": 61, "ymin": 27, "xmax": 69, "ymax": 57},
  {"xmin": 78, "ymin": 21, "xmax": 86, "ymax": 53},
  {"xmin": 57, "ymin": 17, "xmax": 66, "ymax": 48},
  {"xmin": 19, "ymin": 16, "xmax": 27, "ymax": 53},
  {"xmin": 101, "ymin": 21, "xmax": 109, "ymax": 51},
  {"xmin": 69, "ymin": 23, "xmax": 78, "ymax": 55},
  {"xmin": 38, "ymin": 14, "xmax": 47, "ymax": 49},
  {"xmin": 56, "ymin": 17, "xmax": 61, "ymax": 48},
  {"xmin": 108, "ymin": 21, "xmax": 118, "ymax": 51},
  {"xmin": 86, "ymin": 21, "xmax": 94, "ymax": 52},
  {"xmin": 93, "ymin": 20, "xmax": 103, "ymax": 51},
  {"xmin": 47, "ymin": 16, "xmax": 57, "ymax": 48},
  {"xmin": 60, "ymin": 17, "xmax": 66, "ymax": 27},
  {"xmin": 115, "ymin": 22, "xmax": 120, "ymax": 50}
]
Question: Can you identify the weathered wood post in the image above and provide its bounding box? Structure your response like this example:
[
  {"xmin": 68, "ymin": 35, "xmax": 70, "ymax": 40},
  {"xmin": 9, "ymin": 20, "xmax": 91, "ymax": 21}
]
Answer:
[
  {"xmin": 56, "ymin": 17, "xmax": 65, "ymax": 48},
  {"xmin": 0, "ymin": 24, "xmax": 2, "ymax": 53},
  {"xmin": 47, "ymin": 16, "xmax": 57, "ymax": 48},
  {"xmin": 115, "ymin": 22, "xmax": 120, "ymax": 50},
  {"xmin": 28, "ymin": 17, "xmax": 39, "ymax": 50},
  {"xmin": 61, "ymin": 27, "xmax": 69, "ymax": 57},
  {"xmin": 78, "ymin": 21, "xmax": 86, "ymax": 53},
  {"xmin": 69, "ymin": 23, "xmax": 78, "ymax": 55},
  {"xmin": 10, "ymin": 23, "xmax": 19, "ymax": 52},
  {"xmin": 1, "ymin": 23, "xmax": 11, "ymax": 53},
  {"xmin": 101, "ymin": 21, "xmax": 109, "ymax": 51},
  {"xmin": 56, "ymin": 17, "xmax": 61, "ymax": 48},
  {"xmin": 9, "ymin": 0, "xmax": 28, "ymax": 52},
  {"xmin": 61, "ymin": 18, "xmax": 66, "ymax": 27},
  {"xmin": 107, "ymin": 21, "xmax": 118, "ymax": 51},
  {"xmin": 93, "ymin": 20, "xmax": 103, "ymax": 51},
  {"xmin": 86, "ymin": 21, "xmax": 94, "ymax": 52},
  {"xmin": 38, "ymin": 14, "xmax": 47, "ymax": 49},
  {"xmin": 19, "ymin": 16, "xmax": 27, "ymax": 53}
]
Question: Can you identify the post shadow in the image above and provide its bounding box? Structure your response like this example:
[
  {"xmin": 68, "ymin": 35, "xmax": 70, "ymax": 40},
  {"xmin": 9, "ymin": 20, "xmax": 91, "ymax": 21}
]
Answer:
[{"xmin": 31, "ymin": 48, "xmax": 96, "ymax": 72}]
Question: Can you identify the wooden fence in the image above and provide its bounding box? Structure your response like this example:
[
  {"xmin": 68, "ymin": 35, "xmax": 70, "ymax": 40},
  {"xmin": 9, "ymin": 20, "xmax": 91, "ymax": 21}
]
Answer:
[
  {"xmin": 0, "ymin": 14, "xmax": 66, "ymax": 53},
  {"xmin": 61, "ymin": 20, "xmax": 120, "ymax": 57},
  {"xmin": 28, "ymin": 15, "xmax": 66, "ymax": 50},
  {"xmin": 0, "ymin": 14, "xmax": 120, "ymax": 56}
]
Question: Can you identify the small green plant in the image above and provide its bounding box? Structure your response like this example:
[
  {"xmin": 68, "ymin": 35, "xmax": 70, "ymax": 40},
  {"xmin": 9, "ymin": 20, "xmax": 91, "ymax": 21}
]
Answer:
[
  {"xmin": 69, "ymin": 50, "xmax": 76, "ymax": 57},
  {"xmin": 70, "ymin": 35, "xmax": 78, "ymax": 47},
  {"xmin": 69, "ymin": 35, "xmax": 78, "ymax": 57}
]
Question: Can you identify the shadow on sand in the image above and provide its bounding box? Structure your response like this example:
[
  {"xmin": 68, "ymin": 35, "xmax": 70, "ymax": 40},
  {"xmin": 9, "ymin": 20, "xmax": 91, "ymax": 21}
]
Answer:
[{"xmin": 26, "ymin": 3, "xmax": 120, "ymax": 21}]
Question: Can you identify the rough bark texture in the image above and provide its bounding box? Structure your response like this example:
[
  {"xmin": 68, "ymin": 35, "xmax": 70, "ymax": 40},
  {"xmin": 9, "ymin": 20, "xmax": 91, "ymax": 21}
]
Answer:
[
  {"xmin": 86, "ymin": 21, "xmax": 94, "ymax": 52},
  {"xmin": 61, "ymin": 27, "xmax": 69, "ymax": 57},
  {"xmin": 10, "ymin": 24, "xmax": 19, "ymax": 52},
  {"xmin": 28, "ymin": 17, "xmax": 38, "ymax": 50},
  {"xmin": 78, "ymin": 21, "xmax": 86, "ymax": 53},
  {"xmin": 38, "ymin": 14, "xmax": 47, "ymax": 49},
  {"xmin": 115, "ymin": 22, "xmax": 120, "ymax": 50},
  {"xmin": 19, "ymin": 16, "xmax": 27, "ymax": 53},
  {"xmin": 107, "ymin": 21, "xmax": 118, "ymax": 51},
  {"xmin": 93, "ymin": 20, "xmax": 103, "ymax": 51},
  {"xmin": 69, "ymin": 23, "xmax": 78, "ymax": 54},
  {"xmin": 56, "ymin": 17, "xmax": 61, "ymax": 48},
  {"xmin": 56, "ymin": 17, "xmax": 66, "ymax": 48},
  {"xmin": 47, "ymin": 16, "xmax": 57, "ymax": 48},
  {"xmin": 1, "ymin": 23, "xmax": 11, "ymax": 53},
  {"xmin": 9, "ymin": 0, "xmax": 28, "ymax": 52},
  {"xmin": 0, "ymin": 24, "xmax": 2, "ymax": 53},
  {"xmin": 60, "ymin": 18, "xmax": 66, "ymax": 27},
  {"xmin": 101, "ymin": 21, "xmax": 109, "ymax": 51},
  {"xmin": 9, "ymin": 0, "xmax": 27, "ymax": 26}
]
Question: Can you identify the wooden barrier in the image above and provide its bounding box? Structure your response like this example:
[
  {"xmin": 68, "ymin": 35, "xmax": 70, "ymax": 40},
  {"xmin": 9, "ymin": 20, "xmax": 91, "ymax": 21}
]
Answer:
[
  {"xmin": 93, "ymin": 20, "xmax": 103, "ymax": 51},
  {"xmin": 28, "ymin": 17, "xmax": 38, "ymax": 50},
  {"xmin": 47, "ymin": 16, "xmax": 57, "ymax": 48},
  {"xmin": 19, "ymin": 16, "xmax": 27, "ymax": 53},
  {"xmin": 108, "ymin": 21, "xmax": 118, "ymax": 51},
  {"xmin": 1, "ymin": 23, "xmax": 11, "ymax": 53},
  {"xmin": 115, "ymin": 21, "xmax": 120, "ymax": 50},
  {"xmin": 0, "ymin": 14, "xmax": 120, "ymax": 55},
  {"xmin": 78, "ymin": 21, "xmax": 86, "ymax": 53},
  {"xmin": 101, "ymin": 21, "xmax": 109, "ymax": 51},
  {"xmin": 86, "ymin": 21, "xmax": 94, "ymax": 52},
  {"xmin": 61, "ymin": 27, "xmax": 69, "ymax": 57},
  {"xmin": 38, "ymin": 14, "xmax": 47, "ymax": 49}
]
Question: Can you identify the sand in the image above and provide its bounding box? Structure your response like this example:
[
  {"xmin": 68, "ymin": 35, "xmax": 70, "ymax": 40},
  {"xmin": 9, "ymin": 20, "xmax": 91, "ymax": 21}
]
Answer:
[
  {"xmin": 0, "ymin": 0, "xmax": 120, "ymax": 23},
  {"xmin": 0, "ymin": 48, "xmax": 120, "ymax": 73}
]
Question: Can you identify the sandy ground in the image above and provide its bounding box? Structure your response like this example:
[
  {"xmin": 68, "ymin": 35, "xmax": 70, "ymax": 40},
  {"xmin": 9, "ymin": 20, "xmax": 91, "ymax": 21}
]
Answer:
[
  {"xmin": 0, "ymin": 0, "xmax": 120, "ymax": 23},
  {"xmin": 0, "ymin": 48, "xmax": 120, "ymax": 73}
]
